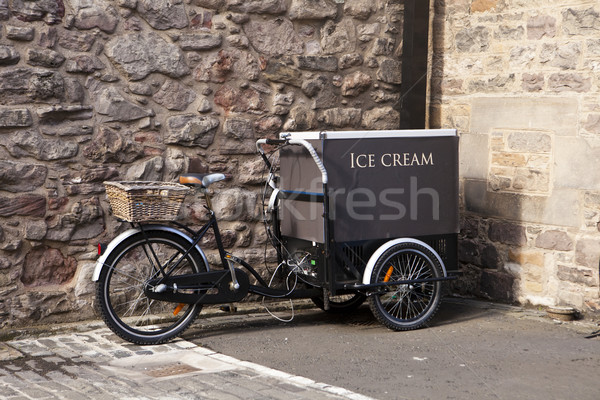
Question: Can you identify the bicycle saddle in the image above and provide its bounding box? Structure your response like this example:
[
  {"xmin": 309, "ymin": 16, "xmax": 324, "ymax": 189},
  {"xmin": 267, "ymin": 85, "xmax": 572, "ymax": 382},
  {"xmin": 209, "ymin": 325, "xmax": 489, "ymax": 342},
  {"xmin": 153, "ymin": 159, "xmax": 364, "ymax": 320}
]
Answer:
[{"xmin": 179, "ymin": 173, "xmax": 226, "ymax": 188}]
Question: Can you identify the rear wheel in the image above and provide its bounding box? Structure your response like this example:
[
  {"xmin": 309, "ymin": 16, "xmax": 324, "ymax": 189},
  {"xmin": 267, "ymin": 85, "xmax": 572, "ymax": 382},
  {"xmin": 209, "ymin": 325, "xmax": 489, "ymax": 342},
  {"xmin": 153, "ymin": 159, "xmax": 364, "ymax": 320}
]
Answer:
[
  {"xmin": 311, "ymin": 293, "xmax": 366, "ymax": 313},
  {"xmin": 368, "ymin": 242, "xmax": 442, "ymax": 331},
  {"xmin": 96, "ymin": 230, "xmax": 207, "ymax": 345}
]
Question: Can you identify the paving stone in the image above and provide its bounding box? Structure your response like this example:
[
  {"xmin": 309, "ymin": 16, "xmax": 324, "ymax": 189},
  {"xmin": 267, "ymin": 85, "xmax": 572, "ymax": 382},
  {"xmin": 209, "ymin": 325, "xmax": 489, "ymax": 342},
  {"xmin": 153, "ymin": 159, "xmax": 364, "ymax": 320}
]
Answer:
[
  {"xmin": 15, "ymin": 385, "xmax": 54, "ymax": 399},
  {"xmin": 0, "ymin": 328, "xmax": 369, "ymax": 400}
]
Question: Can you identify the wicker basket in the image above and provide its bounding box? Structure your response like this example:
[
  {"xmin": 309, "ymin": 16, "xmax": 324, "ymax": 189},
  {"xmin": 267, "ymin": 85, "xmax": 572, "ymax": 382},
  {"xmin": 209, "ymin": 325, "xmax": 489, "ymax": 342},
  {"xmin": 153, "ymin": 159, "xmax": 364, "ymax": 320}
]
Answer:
[{"xmin": 104, "ymin": 181, "xmax": 190, "ymax": 222}]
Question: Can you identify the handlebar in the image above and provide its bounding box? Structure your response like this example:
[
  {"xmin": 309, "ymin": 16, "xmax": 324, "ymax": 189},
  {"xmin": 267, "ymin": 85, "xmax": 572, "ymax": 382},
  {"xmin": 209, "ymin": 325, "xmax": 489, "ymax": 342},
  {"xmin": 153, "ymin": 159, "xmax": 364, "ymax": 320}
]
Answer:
[
  {"xmin": 265, "ymin": 138, "xmax": 287, "ymax": 145},
  {"xmin": 256, "ymin": 136, "xmax": 328, "ymax": 185}
]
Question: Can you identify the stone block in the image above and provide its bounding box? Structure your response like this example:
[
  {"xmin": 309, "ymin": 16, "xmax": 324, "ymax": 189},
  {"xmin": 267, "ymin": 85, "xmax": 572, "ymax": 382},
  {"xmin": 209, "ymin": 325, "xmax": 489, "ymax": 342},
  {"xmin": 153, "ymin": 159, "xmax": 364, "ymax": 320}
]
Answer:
[
  {"xmin": 124, "ymin": 157, "xmax": 164, "ymax": 181},
  {"xmin": 509, "ymin": 45, "xmax": 536, "ymax": 69},
  {"xmin": 522, "ymin": 73, "xmax": 544, "ymax": 92},
  {"xmin": 551, "ymin": 42, "xmax": 580, "ymax": 70},
  {"xmin": 0, "ymin": 160, "xmax": 47, "ymax": 192},
  {"xmin": 71, "ymin": 0, "xmax": 119, "ymax": 33},
  {"xmin": 344, "ymin": 0, "xmax": 376, "ymax": 20},
  {"xmin": 361, "ymin": 106, "xmax": 400, "ymax": 130},
  {"xmin": 214, "ymin": 85, "xmax": 264, "ymax": 113},
  {"xmin": 211, "ymin": 188, "xmax": 258, "ymax": 221},
  {"xmin": 509, "ymin": 249, "xmax": 545, "ymax": 267},
  {"xmin": 584, "ymin": 114, "xmax": 600, "ymax": 135},
  {"xmin": 535, "ymin": 230, "xmax": 573, "ymax": 251},
  {"xmin": 479, "ymin": 269, "xmax": 516, "ymax": 302},
  {"xmin": 562, "ymin": 7, "xmax": 600, "ymax": 36},
  {"xmin": 318, "ymin": 107, "xmax": 361, "ymax": 128},
  {"xmin": 376, "ymin": 59, "xmax": 402, "ymax": 84},
  {"xmin": 6, "ymin": 25, "xmax": 34, "ymax": 41},
  {"xmin": 339, "ymin": 53, "xmax": 364, "ymax": 69},
  {"xmin": 191, "ymin": 0, "xmax": 224, "ymax": 9},
  {"xmin": 488, "ymin": 173, "xmax": 511, "ymax": 192},
  {"xmin": 459, "ymin": 133, "xmax": 488, "ymax": 180},
  {"xmin": 556, "ymin": 289, "xmax": 585, "ymax": 309},
  {"xmin": 491, "ymin": 152, "xmax": 528, "ymax": 167},
  {"xmin": 575, "ymin": 238, "xmax": 600, "ymax": 269},
  {"xmin": 36, "ymin": 105, "xmax": 93, "ymax": 122},
  {"xmin": 512, "ymin": 169, "xmax": 550, "ymax": 193},
  {"xmin": 557, "ymin": 265, "xmax": 598, "ymax": 287},
  {"xmin": 467, "ymin": 74, "xmax": 515, "ymax": 94},
  {"xmin": 243, "ymin": 18, "xmax": 302, "ymax": 57},
  {"xmin": 494, "ymin": 25, "xmax": 524, "ymax": 41},
  {"xmin": 105, "ymin": 32, "xmax": 190, "ymax": 81},
  {"xmin": 93, "ymin": 87, "xmax": 153, "ymax": 122},
  {"xmin": 455, "ymin": 26, "xmax": 490, "ymax": 53},
  {"xmin": 289, "ymin": 0, "xmax": 337, "ymax": 20},
  {"xmin": 527, "ymin": 15, "xmax": 556, "ymax": 39},
  {"xmin": 21, "ymin": 246, "xmax": 76, "ymax": 286},
  {"xmin": 464, "ymin": 179, "xmax": 580, "ymax": 227},
  {"xmin": 459, "ymin": 240, "xmax": 479, "ymax": 264},
  {"xmin": 179, "ymin": 33, "xmax": 222, "ymax": 50},
  {"xmin": 0, "ymin": 195, "xmax": 46, "ymax": 218},
  {"xmin": 26, "ymin": 48, "xmax": 65, "ymax": 68},
  {"xmin": 65, "ymin": 55, "xmax": 105, "ymax": 73},
  {"xmin": 548, "ymin": 73, "xmax": 591, "ymax": 92},
  {"xmin": 0, "ymin": 108, "xmax": 32, "ymax": 127},
  {"xmin": 263, "ymin": 62, "xmax": 302, "ymax": 87},
  {"xmin": 507, "ymin": 131, "xmax": 551, "ymax": 153},
  {"xmin": 470, "ymin": 97, "xmax": 578, "ymax": 136},
  {"xmin": 371, "ymin": 38, "xmax": 396, "ymax": 56},
  {"xmin": 152, "ymin": 79, "xmax": 196, "ymax": 111},
  {"xmin": 0, "ymin": 0, "xmax": 8, "ymax": 20},
  {"xmin": 555, "ymin": 137, "xmax": 600, "ymax": 190},
  {"xmin": 341, "ymin": 71, "xmax": 372, "ymax": 96},
  {"xmin": 137, "ymin": 0, "xmax": 188, "ymax": 30},
  {"xmin": 165, "ymin": 114, "xmax": 219, "ymax": 148},
  {"xmin": 0, "ymin": 45, "xmax": 20, "ymax": 65},
  {"xmin": 227, "ymin": 0, "xmax": 287, "ymax": 14},
  {"xmin": 587, "ymin": 39, "xmax": 600, "ymax": 55},
  {"xmin": 296, "ymin": 55, "xmax": 338, "ymax": 72},
  {"xmin": 0, "ymin": 68, "xmax": 65, "ymax": 105},
  {"xmin": 7, "ymin": 130, "xmax": 79, "ymax": 161},
  {"xmin": 488, "ymin": 220, "xmax": 527, "ymax": 246},
  {"xmin": 58, "ymin": 31, "xmax": 95, "ymax": 51},
  {"xmin": 220, "ymin": 117, "xmax": 255, "ymax": 155},
  {"xmin": 461, "ymin": 216, "xmax": 480, "ymax": 239},
  {"xmin": 481, "ymin": 243, "xmax": 501, "ymax": 269},
  {"xmin": 523, "ymin": 279, "xmax": 544, "ymax": 294},
  {"xmin": 321, "ymin": 19, "xmax": 356, "ymax": 55}
]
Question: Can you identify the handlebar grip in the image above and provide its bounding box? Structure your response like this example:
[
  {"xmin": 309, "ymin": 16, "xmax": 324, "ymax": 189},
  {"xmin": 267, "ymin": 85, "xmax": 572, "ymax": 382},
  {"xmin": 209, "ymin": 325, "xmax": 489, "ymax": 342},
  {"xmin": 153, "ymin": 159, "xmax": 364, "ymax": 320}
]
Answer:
[{"xmin": 265, "ymin": 139, "xmax": 287, "ymax": 145}]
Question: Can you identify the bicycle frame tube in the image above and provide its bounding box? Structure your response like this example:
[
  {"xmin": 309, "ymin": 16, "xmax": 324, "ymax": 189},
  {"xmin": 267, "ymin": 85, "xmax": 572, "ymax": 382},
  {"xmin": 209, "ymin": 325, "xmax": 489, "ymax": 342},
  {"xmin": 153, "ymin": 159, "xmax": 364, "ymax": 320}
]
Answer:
[
  {"xmin": 138, "ymin": 220, "xmax": 215, "ymax": 283},
  {"xmin": 151, "ymin": 211, "xmax": 234, "ymax": 283}
]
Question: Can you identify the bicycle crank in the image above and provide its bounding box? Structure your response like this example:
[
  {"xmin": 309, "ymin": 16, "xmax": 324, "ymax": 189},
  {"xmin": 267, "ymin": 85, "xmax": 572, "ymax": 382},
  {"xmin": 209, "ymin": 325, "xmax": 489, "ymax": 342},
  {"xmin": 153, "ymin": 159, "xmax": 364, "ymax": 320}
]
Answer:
[{"xmin": 144, "ymin": 269, "xmax": 250, "ymax": 305}]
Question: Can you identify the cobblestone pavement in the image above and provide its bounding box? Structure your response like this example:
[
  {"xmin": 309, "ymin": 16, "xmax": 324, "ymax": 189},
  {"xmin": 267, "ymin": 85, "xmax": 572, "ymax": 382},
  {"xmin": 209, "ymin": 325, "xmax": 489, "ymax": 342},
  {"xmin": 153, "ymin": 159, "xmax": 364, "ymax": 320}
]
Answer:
[{"xmin": 0, "ymin": 326, "xmax": 373, "ymax": 400}]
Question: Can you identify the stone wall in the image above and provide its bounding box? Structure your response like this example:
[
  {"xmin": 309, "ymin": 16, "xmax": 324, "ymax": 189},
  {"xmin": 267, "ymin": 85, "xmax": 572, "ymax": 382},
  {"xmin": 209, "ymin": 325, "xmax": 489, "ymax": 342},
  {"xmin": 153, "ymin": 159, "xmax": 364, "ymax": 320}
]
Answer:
[
  {"xmin": 0, "ymin": 0, "xmax": 406, "ymax": 328},
  {"xmin": 432, "ymin": 0, "xmax": 600, "ymax": 313}
]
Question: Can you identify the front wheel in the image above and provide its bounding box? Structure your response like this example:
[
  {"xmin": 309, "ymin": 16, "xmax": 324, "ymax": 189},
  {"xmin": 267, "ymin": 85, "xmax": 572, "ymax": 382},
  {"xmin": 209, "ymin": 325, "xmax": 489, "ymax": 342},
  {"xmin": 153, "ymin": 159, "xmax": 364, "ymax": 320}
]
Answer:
[
  {"xmin": 96, "ymin": 230, "xmax": 208, "ymax": 345},
  {"xmin": 368, "ymin": 242, "xmax": 443, "ymax": 331}
]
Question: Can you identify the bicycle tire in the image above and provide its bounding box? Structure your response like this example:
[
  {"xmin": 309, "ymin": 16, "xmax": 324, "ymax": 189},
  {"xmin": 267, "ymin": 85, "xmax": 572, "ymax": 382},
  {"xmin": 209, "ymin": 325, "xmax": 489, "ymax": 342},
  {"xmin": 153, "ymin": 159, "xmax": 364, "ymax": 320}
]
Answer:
[
  {"xmin": 368, "ymin": 242, "xmax": 442, "ymax": 331},
  {"xmin": 311, "ymin": 293, "xmax": 366, "ymax": 313},
  {"xmin": 96, "ymin": 230, "xmax": 207, "ymax": 345}
]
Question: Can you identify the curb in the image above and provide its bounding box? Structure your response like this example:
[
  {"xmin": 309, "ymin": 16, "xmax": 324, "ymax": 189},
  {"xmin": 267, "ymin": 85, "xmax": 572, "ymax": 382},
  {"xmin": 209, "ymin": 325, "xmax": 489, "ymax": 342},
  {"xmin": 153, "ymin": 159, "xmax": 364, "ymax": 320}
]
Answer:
[
  {"xmin": 2, "ymin": 297, "xmax": 598, "ymax": 343},
  {"xmin": 0, "ymin": 299, "xmax": 317, "ymax": 342}
]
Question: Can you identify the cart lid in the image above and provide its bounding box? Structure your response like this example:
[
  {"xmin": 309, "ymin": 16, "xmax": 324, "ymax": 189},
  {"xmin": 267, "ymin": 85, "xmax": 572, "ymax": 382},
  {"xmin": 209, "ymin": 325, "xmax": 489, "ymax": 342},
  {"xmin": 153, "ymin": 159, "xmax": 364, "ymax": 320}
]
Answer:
[{"xmin": 280, "ymin": 129, "xmax": 457, "ymax": 140}]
